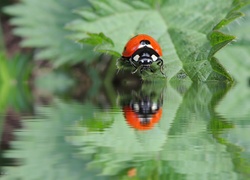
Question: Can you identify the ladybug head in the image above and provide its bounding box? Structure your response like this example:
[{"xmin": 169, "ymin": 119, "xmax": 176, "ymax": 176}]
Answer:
[
  {"xmin": 131, "ymin": 40, "xmax": 160, "ymax": 67},
  {"xmin": 132, "ymin": 99, "xmax": 160, "ymax": 123},
  {"xmin": 131, "ymin": 99, "xmax": 159, "ymax": 117}
]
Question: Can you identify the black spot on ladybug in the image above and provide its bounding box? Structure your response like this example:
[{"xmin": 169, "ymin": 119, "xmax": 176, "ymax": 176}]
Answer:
[{"xmin": 140, "ymin": 40, "xmax": 150, "ymax": 45}]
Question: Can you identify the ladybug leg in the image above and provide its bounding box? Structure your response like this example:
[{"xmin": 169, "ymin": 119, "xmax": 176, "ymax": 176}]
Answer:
[
  {"xmin": 132, "ymin": 65, "xmax": 141, "ymax": 74},
  {"xmin": 130, "ymin": 58, "xmax": 141, "ymax": 74},
  {"xmin": 156, "ymin": 58, "xmax": 166, "ymax": 77},
  {"xmin": 129, "ymin": 58, "xmax": 137, "ymax": 69},
  {"xmin": 140, "ymin": 66, "xmax": 145, "ymax": 74}
]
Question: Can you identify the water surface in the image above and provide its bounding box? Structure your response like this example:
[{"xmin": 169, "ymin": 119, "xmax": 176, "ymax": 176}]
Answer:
[{"xmin": 1, "ymin": 81, "xmax": 250, "ymax": 180}]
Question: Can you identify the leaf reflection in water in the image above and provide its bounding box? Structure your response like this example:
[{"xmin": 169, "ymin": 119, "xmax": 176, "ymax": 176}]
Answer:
[{"xmin": 3, "ymin": 82, "xmax": 250, "ymax": 179}]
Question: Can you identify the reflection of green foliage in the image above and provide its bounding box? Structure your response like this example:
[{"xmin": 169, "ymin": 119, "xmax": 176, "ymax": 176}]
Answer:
[
  {"xmin": 118, "ymin": 81, "xmax": 166, "ymax": 106},
  {"xmin": 85, "ymin": 67, "xmax": 102, "ymax": 99},
  {"xmin": 79, "ymin": 119, "xmax": 113, "ymax": 132},
  {"xmin": 208, "ymin": 118, "xmax": 234, "ymax": 143},
  {"xmin": 169, "ymin": 83, "xmax": 231, "ymax": 135},
  {"xmin": 0, "ymin": 53, "xmax": 32, "ymax": 157},
  {"xmin": 156, "ymin": 83, "xmax": 243, "ymax": 179},
  {"xmin": 0, "ymin": 54, "xmax": 31, "ymax": 84},
  {"xmin": 35, "ymin": 71, "xmax": 75, "ymax": 95},
  {"xmin": 77, "ymin": 107, "xmax": 115, "ymax": 132},
  {"xmin": 34, "ymin": 65, "xmax": 102, "ymax": 101},
  {"xmin": 4, "ymin": 0, "xmax": 94, "ymax": 67},
  {"xmin": 68, "ymin": 0, "xmax": 249, "ymax": 81},
  {"xmin": 68, "ymin": 83, "xmax": 241, "ymax": 179},
  {"xmin": 3, "ymin": 82, "xmax": 250, "ymax": 179},
  {"xmin": 3, "ymin": 100, "xmax": 107, "ymax": 180},
  {"xmin": 0, "ymin": 53, "xmax": 32, "ymax": 112},
  {"xmin": 216, "ymin": 82, "xmax": 250, "ymax": 179}
]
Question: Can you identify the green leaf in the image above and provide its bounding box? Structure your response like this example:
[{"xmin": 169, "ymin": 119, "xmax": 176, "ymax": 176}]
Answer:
[
  {"xmin": 79, "ymin": 32, "xmax": 119, "ymax": 56},
  {"xmin": 3, "ymin": 0, "xmax": 94, "ymax": 67},
  {"xmin": 216, "ymin": 46, "xmax": 250, "ymax": 82},
  {"xmin": 208, "ymin": 57, "xmax": 234, "ymax": 82},
  {"xmin": 68, "ymin": 0, "xmax": 248, "ymax": 81},
  {"xmin": 213, "ymin": 11, "xmax": 243, "ymax": 30},
  {"xmin": 216, "ymin": 5, "xmax": 250, "ymax": 82},
  {"xmin": 208, "ymin": 31, "xmax": 236, "ymax": 58},
  {"xmin": 79, "ymin": 32, "xmax": 114, "ymax": 46},
  {"xmin": 212, "ymin": 0, "xmax": 250, "ymax": 31}
]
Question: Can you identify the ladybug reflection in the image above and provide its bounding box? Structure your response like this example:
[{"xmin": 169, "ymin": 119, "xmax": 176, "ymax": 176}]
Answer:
[{"xmin": 123, "ymin": 95, "xmax": 163, "ymax": 130}]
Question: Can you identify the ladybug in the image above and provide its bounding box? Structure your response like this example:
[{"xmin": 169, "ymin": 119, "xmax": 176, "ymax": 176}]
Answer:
[
  {"xmin": 121, "ymin": 34, "xmax": 165, "ymax": 75},
  {"xmin": 123, "ymin": 97, "xmax": 163, "ymax": 130}
]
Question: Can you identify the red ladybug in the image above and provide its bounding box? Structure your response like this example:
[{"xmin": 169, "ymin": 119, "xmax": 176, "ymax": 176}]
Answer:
[
  {"xmin": 123, "ymin": 99, "xmax": 162, "ymax": 130},
  {"xmin": 121, "ymin": 34, "xmax": 165, "ymax": 75}
]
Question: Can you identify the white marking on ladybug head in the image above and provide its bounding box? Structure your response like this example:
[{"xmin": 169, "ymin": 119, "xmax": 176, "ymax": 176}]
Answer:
[
  {"xmin": 151, "ymin": 103, "xmax": 158, "ymax": 111},
  {"xmin": 151, "ymin": 54, "xmax": 158, "ymax": 61},
  {"xmin": 133, "ymin": 54, "xmax": 140, "ymax": 61},
  {"xmin": 147, "ymin": 44, "xmax": 153, "ymax": 48},
  {"xmin": 138, "ymin": 44, "xmax": 153, "ymax": 49},
  {"xmin": 133, "ymin": 103, "xmax": 139, "ymax": 112}
]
